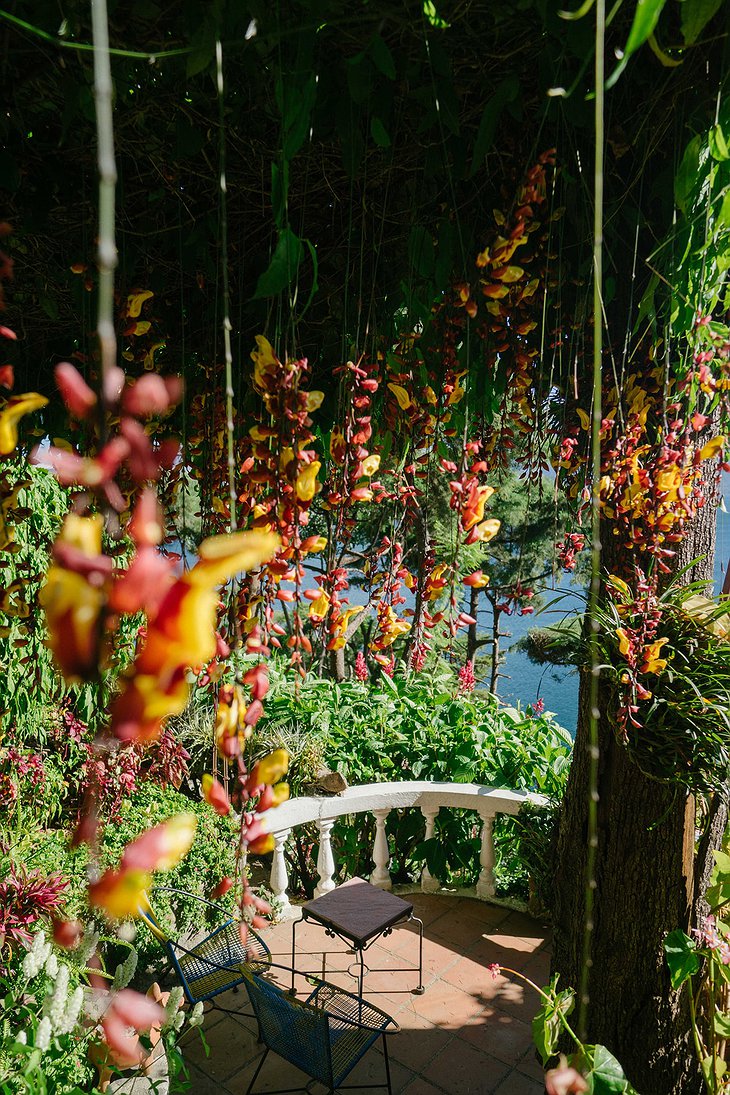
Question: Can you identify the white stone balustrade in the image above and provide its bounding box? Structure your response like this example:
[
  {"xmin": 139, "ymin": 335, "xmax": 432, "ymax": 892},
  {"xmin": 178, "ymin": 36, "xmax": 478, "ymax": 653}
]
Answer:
[{"xmin": 266, "ymin": 781, "xmax": 546, "ymax": 914}]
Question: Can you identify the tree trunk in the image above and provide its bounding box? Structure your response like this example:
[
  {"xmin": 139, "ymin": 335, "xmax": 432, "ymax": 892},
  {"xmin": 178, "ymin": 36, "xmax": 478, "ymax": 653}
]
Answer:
[{"xmin": 552, "ymin": 492, "xmax": 719, "ymax": 1094}]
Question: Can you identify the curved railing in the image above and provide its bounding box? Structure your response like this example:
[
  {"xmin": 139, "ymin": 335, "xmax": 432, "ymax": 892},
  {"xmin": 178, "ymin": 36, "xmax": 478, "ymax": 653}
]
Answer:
[{"xmin": 267, "ymin": 781, "xmax": 547, "ymax": 915}]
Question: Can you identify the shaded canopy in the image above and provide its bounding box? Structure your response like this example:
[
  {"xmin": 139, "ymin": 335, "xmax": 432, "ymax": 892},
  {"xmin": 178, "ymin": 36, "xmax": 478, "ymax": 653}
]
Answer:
[{"xmin": 2, "ymin": 0, "xmax": 724, "ymax": 423}]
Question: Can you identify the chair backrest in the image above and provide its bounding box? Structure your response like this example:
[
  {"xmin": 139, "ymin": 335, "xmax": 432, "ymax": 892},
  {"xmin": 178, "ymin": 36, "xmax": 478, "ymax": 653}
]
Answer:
[{"xmin": 243, "ymin": 972, "xmax": 333, "ymax": 1087}]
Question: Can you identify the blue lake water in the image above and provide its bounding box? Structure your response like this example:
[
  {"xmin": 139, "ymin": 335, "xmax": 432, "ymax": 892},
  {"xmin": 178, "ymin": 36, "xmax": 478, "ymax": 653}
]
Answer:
[{"xmin": 497, "ymin": 499, "xmax": 730, "ymax": 736}]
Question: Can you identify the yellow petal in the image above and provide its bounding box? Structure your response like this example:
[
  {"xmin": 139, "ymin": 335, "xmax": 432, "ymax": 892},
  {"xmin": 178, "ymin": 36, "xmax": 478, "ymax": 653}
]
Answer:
[
  {"xmin": 89, "ymin": 869, "xmax": 153, "ymax": 920},
  {"xmin": 251, "ymin": 335, "xmax": 278, "ymax": 389},
  {"xmin": 256, "ymin": 748, "xmax": 290, "ymax": 785},
  {"xmin": 60, "ymin": 513, "xmax": 104, "ymax": 556},
  {"xmin": 305, "ymin": 391, "xmax": 324, "ymax": 412},
  {"xmin": 616, "ymin": 628, "xmax": 631, "ymax": 656},
  {"xmin": 0, "ymin": 393, "xmax": 48, "ymax": 455},
  {"xmin": 193, "ymin": 530, "xmax": 281, "ymax": 585},
  {"xmin": 496, "ymin": 265, "xmax": 524, "ymax": 283},
  {"xmin": 473, "ymin": 518, "xmax": 501, "ymax": 542},
  {"xmin": 387, "ymin": 383, "xmax": 411, "ymax": 411},
  {"xmin": 700, "ymin": 436, "xmax": 725, "ymax": 461},
  {"xmin": 309, "ymin": 589, "xmax": 331, "ymax": 619},
  {"xmin": 295, "ymin": 461, "xmax": 321, "ymax": 502},
  {"xmin": 362, "ymin": 454, "xmax": 381, "ymax": 476},
  {"xmin": 576, "ymin": 408, "xmax": 591, "ymax": 431},
  {"xmin": 126, "ymin": 289, "xmax": 154, "ymax": 318}
]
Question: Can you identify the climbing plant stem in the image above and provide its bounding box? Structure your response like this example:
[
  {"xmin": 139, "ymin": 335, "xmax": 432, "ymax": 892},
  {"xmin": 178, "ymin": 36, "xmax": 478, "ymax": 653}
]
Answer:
[{"xmin": 579, "ymin": 0, "xmax": 605, "ymax": 1041}]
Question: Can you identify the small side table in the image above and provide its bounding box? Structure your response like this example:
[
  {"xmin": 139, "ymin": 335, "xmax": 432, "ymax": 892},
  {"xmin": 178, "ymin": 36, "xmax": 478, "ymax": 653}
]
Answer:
[{"xmin": 291, "ymin": 877, "xmax": 425, "ymax": 997}]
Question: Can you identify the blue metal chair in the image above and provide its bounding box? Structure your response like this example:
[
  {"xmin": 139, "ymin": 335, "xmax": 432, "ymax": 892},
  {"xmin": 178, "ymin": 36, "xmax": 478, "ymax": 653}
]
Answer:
[
  {"xmin": 139, "ymin": 885, "xmax": 271, "ymax": 1008},
  {"xmin": 242, "ymin": 965, "xmax": 398, "ymax": 1095}
]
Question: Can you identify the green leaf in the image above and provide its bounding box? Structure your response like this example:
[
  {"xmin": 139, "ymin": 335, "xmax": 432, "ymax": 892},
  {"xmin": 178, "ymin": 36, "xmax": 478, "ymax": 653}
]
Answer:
[
  {"xmin": 469, "ymin": 75, "xmax": 520, "ymax": 178},
  {"xmin": 347, "ymin": 54, "xmax": 373, "ymax": 105},
  {"xmin": 588, "ymin": 1044, "xmax": 631, "ymax": 1093},
  {"xmin": 674, "ymin": 135, "xmax": 702, "ymax": 214},
  {"xmin": 532, "ymin": 976, "xmax": 576, "ymax": 1064},
  {"xmin": 408, "ymin": 226, "xmax": 435, "ymax": 278},
  {"xmin": 709, "ymin": 123, "xmax": 730, "ymax": 162},
  {"xmin": 606, "ymin": 0, "xmax": 667, "ymax": 88},
  {"xmin": 664, "ymin": 929, "xmax": 701, "ymax": 989},
  {"xmin": 370, "ymin": 34, "xmax": 396, "ymax": 80},
  {"xmin": 682, "ymin": 0, "xmax": 723, "ymax": 44},
  {"xmin": 296, "ymin": 239, "xmax": 319, "ymax": 322},
  {"xmin": 423, "ymin": 0, "xmax": 449, "ymax": 28},
  {"xmin": 371, "ymin": 116, "xmax": 391, "ymax": 148},
  {"xmin": 186, "ymin": 39, "xmax": 214, "ymax": 77},
  {"xmin": 253, "ymin": 228, "xmax": 303, "ymax": 298}
]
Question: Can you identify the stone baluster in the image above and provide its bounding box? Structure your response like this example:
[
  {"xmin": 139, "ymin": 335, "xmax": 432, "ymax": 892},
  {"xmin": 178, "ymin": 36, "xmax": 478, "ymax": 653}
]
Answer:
[
  {"xmin": 270, "ymin": 828, "xmax": 291, "ymax": 915},
  {"xmin": 476, "ymin": 813, "xmax": 496, "ymax": 900},
  {"xmin": 420, "ymin": 806, "xmax": 440, "ymax": 893},
  {"xmin": 370, "ymin": 808, "xmax": 392, "ymax": 890},
  {"xmin": 314, "ymin": 818, "xmax": 336, "ymax": 897}
]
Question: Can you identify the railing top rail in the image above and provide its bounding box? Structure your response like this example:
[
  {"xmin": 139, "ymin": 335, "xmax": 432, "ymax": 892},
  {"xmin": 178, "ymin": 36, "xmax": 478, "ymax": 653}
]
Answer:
[{"xmin": 268, "ymin": 780, "xmax": 547, "ymax": 833}]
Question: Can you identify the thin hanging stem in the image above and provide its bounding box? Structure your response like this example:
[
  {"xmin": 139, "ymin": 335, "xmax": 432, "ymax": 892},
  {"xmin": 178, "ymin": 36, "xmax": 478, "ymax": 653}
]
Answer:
[
  {"xmin": 90, "ymin": 0, "xmax": 118, "ymax": 410},
  {"xmin": 579, "ymin": 0, "xmax": 605, "ymax": 1041},
  {"xmin": 216, "ymin": 39, "xmax": 237, "ymax": 535}
]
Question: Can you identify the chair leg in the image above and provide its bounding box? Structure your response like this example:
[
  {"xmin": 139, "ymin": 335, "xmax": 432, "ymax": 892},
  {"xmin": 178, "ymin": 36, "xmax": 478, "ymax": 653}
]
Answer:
[
  {"xmin": 245, "ymin": 1047, "xmax": 269, "ymax": 1095},
  {"xmin": 412, "ymin": 915, "xmax": 425, "ymax": 994},
  {"xmin": 382, "ymin": 1033, "xmax": 393, "ymax": 1095}
]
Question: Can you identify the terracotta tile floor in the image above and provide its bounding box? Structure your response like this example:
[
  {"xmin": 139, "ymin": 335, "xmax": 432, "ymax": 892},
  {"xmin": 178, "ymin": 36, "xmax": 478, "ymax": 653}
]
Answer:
[{"xmin": 178, "ymin": 892, "xmax": 550, "ymax": 1094}]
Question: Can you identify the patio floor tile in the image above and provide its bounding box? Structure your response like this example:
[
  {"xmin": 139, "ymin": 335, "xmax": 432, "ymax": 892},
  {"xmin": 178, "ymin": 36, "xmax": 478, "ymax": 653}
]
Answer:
[
  {"xmin": 424, "ymin": 1038, "xmax": 511, "ymax": 1093},
  {"xmin": 174, "ymin": 891, "xmax": 550, "ymax": 1094}
]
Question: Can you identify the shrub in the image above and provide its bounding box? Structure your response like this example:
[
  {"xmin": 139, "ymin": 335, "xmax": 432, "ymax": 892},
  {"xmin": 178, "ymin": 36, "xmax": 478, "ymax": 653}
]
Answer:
[{"xmin": 249, "ymin": 661, "xmax": 572, "ymax": 902}]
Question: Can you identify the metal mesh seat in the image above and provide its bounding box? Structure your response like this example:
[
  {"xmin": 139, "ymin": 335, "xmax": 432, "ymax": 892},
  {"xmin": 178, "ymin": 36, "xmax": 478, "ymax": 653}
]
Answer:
[
  {"xmin": 242, "ymin": 965, "xmax": 398, "ymax": 1095},
  {"xmin": 139, "ymin": 886, "xmax": 271, "ymax": 1007}
]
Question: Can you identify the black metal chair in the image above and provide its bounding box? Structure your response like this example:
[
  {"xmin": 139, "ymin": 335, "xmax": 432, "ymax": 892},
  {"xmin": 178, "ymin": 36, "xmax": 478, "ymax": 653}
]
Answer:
[
  {"xmin": 139, "ymin": 885, "xmax": 271, "ymax": 1008},
  {"xmin": 242, "ymin": 964, "xmax": 399, "ymax": 1095}
]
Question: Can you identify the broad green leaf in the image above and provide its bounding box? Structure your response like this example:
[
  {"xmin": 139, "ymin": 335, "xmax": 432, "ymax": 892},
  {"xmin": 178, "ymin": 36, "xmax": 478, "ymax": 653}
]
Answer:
[
  {"xmin": 186, "ymin": 38, "xmax": 214, "ymax": 77},
  {"xmin": 346, "ymin": 54, "xmax": 372, "ymax": 104},
  {"xmin": 408, "ymin": 226, "xmax": 435, "ymax": 278},
  {"xmin": 709, "ymin": 123, "xmax": 730, "ymax": 162},
  {"xmin": 296, "ymin": 239, "xmax": 319, "ymax": 323},
  {"xmin": 371, "ymin": 116, "xmax": 391, "ymax": 148},
  {"xmin": 682, "ymin": 0, "xmax": 723, "ymax": 44},
  {"xmin": 588, "ymin": 1043, "xmax": 631, "ymax": 1093},
  {"xmin": 469, "ymin": 75, "xmax": 520, "ymax": 178},
  {"xmin": 253, "ymin": 228, "xmax": 303, "ymax": 298},
  {"xmin": 532, "ymin": 976, "xmax": 576, "ymax": 1064},
  {"xmin": 664, "ymin": 929, "xmax": 700, "ymax": 988},
  {"xmin": 713, "ymin": 1011, "xmax": 730, "ymax": 1038},
  {"xmin": 674, "ymin": 135, "xmax": 702, "ymax": 214},
  {"xmin": 369, "ymin": 34, "xmax": 396, "ymax": 80},
  {"xmin": 423, "ymin": 0, "xmax": 449, "ymax": 28},
  {"xmin": 606, "ymin": 0, "xmax": 668, "ymax": 88}
]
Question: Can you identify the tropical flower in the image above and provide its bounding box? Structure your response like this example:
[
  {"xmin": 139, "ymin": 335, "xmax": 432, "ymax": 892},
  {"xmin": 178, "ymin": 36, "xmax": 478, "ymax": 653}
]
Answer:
[{"xmin": 0, "ymin": 392, "xmax": 47, "ymax": 454}]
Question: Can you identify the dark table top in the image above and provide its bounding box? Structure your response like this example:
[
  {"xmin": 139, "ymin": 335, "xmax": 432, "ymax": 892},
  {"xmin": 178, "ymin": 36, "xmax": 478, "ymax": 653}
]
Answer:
[{"xmin": 301, "ymin": 877, "xmax": 414, "ymax": 948}]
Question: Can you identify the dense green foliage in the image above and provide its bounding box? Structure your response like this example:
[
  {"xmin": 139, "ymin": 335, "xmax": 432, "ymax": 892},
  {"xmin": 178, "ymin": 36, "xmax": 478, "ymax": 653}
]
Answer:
[{"xmin": 249, "ymin": 661, "xmax": 572, "ymax": 901}]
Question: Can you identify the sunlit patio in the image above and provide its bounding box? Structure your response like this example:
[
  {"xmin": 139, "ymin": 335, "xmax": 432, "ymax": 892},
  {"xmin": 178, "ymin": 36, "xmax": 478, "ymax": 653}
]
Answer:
[{"xmin": 178, "ymin": 892, "xmax": 550, "ymax": 1094}]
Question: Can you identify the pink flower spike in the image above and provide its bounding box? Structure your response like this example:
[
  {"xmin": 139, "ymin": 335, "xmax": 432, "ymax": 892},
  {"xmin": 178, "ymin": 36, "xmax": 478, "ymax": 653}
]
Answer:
[
  {"xmin": 128, "ymin": 487, "xmax": 164, "ymax": 547},
  {"xmin": 102, "ymin": 1011, "xmax": 144, "ymax": 1069},
  {"xmin": 108, "ymin": 989, "xmax": 165, "ymax": 1032},
  {"xmin": 108, "ymin": 546, "xmax": 174, "ymax": 615},
  {"xmin": 0, "ymin": 365, "xmax": 14, "ymax": 389},
  {"xmin": 123, "ymin": 374, "xmax": 173, "ymax": 417},
  {"xmin": 487, "ymin": 963, "xmax": 501, "ymax": 981},
  {"xmin": 55, "ymin": 362, "xmax": 97, "ymax": 419}
]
